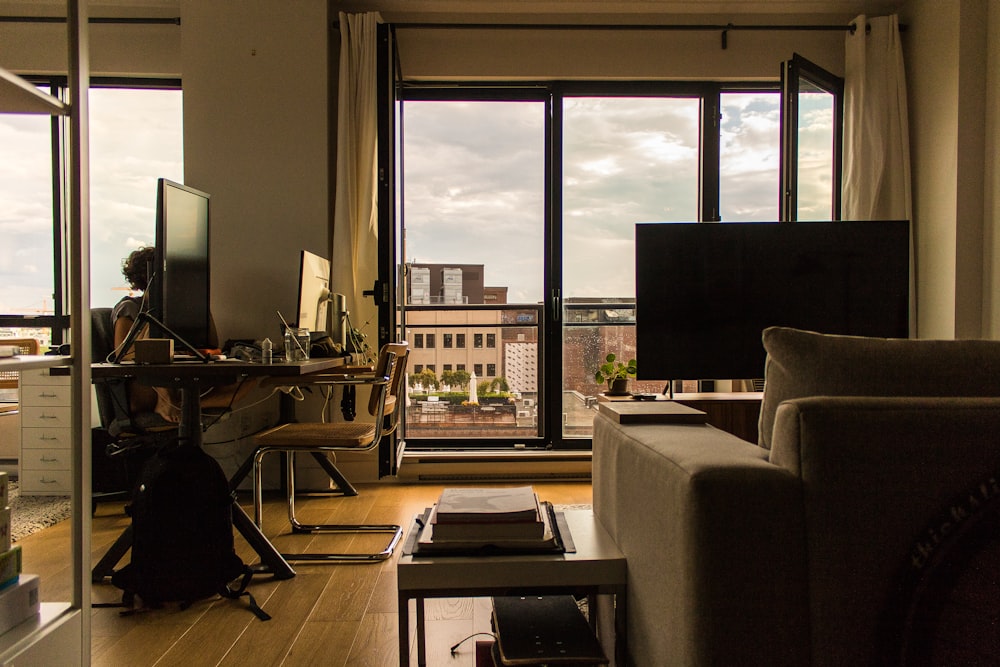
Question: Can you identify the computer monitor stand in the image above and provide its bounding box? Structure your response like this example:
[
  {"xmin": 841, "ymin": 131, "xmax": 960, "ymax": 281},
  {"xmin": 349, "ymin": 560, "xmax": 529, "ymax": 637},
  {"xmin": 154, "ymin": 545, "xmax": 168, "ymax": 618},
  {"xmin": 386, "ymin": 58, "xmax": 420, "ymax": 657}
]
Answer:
[{"xmin": 112, "ymin": 310, "xmax": 209, "ymax": 364}]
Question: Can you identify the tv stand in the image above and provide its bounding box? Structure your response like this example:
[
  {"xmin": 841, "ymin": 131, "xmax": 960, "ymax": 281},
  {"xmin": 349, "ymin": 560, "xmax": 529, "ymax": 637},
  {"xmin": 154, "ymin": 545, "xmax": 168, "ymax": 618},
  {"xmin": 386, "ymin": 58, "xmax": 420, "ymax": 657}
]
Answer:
[{"xmin": 601, "ymin": 392, "xmax": 762, "ymax": 443}]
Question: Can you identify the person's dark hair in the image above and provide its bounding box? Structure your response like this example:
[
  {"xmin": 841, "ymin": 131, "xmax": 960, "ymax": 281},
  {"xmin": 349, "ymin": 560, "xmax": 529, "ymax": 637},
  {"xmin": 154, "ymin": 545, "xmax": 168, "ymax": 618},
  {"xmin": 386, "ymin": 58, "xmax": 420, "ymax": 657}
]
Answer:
[{"xmin": 122, "ymin": 246, "xmax": 154, "ymax": 292}]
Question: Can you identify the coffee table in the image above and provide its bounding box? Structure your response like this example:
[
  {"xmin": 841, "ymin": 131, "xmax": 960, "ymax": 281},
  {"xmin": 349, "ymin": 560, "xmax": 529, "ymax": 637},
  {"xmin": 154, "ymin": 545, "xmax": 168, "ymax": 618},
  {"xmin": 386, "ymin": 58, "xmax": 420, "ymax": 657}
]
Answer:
[{"xmin": 396, "ymin": 509, "xmax": 627, "ymax": 666}]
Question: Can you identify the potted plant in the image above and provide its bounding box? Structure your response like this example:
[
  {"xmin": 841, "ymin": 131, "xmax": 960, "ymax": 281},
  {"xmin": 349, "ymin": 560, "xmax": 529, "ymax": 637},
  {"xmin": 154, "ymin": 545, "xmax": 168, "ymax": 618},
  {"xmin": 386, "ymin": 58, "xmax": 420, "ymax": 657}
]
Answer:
[{"xmin": 594, "ymin": 353, "xmax": 637, "ymax": 396}]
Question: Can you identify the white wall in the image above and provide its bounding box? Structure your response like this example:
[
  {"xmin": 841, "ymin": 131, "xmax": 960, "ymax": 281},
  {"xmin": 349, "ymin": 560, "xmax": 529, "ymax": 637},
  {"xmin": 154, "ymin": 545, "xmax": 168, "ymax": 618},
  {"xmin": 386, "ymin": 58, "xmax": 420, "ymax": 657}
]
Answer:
[
  {"xmin": 902, "ymin": 0, "xmax": 994, "ymax": 339},
  {"xmin": 179, "ymin": 0, "xmax": 329, "ymax": 342},
  {"xmin": 396, "ymin": 24, "xmax": 845, "ymax": 81}
]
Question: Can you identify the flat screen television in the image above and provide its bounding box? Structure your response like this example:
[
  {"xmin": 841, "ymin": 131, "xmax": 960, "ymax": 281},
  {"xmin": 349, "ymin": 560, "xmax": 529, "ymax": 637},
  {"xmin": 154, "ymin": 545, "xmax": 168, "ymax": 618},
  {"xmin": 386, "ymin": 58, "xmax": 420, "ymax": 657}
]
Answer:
[
  {"xmin": 635, "ymin": 220, "xmax": 910, "ymax": 382},
  {"xmin": 149, "ymin": 178, "xmax": 212, "ymax": 350},
  {"xmin": 297, "ymin": 250, "xmax": 331, "ymax": 332}
]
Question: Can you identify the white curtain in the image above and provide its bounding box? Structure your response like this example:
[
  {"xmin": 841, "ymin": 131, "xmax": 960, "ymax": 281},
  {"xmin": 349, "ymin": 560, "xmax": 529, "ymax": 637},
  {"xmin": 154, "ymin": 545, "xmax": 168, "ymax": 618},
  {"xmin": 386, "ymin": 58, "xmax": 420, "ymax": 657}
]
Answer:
[
  {"xmin": 332, "ymin": 11, "xmax": 381, "ymax": 338},
  {"xmin": 842, "ymin": 14, "xmax": 912, "ymax": 222}
]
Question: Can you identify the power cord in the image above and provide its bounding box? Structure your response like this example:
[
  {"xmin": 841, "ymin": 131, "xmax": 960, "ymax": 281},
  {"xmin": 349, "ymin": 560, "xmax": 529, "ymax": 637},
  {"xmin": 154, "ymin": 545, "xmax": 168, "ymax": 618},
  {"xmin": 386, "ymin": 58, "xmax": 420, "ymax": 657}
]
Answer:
[{"xmin": 449, "ymin": 632, "xmax": 497, "ymax": 655}]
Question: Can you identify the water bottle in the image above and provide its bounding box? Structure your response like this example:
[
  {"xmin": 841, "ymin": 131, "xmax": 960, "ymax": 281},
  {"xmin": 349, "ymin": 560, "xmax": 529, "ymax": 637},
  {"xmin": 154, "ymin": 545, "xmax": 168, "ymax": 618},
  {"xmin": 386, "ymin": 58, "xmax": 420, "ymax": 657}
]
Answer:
[{"xmin": 261, "ymin": 337, "xmax": 273, "ymax": 364}]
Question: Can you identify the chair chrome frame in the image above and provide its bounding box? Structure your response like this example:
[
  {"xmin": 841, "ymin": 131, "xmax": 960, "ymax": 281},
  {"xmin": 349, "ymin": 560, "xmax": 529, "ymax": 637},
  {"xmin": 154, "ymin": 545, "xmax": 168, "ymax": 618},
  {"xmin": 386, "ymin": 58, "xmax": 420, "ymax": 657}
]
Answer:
[{"xmin": 251, "ymin": 343, "xmax": 408, "ymax": 563}]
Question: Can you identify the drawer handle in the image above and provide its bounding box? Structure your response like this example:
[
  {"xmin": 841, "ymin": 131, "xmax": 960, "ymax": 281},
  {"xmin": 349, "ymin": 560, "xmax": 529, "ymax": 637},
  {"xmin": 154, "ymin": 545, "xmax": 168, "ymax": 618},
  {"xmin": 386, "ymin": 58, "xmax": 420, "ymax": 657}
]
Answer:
[
  {"xmin": 40, "ymin": 478, "xmax": 58, "ymax": 484},
  {"xmin": 38, "ymin": 392, "xmax": 58, "ymax": 398},
  {"xmin": 40, "ymin": 435, "xmax": 59, "ymax": 441},
  {"xmin": 40, "ymin": 456, "xmax": 59, "ymax": 463},
  {"xmin": 39, "ymin": 414, "xmax": 58, "ymax": 420}
]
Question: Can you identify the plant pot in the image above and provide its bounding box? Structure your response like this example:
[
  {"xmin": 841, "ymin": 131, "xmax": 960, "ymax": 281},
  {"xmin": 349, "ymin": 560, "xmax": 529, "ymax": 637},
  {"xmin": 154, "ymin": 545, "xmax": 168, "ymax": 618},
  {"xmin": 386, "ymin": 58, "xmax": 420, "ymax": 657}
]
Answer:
[{"xmin": 606, "ymin": 378, "xmax": 630, "ymax": 396}]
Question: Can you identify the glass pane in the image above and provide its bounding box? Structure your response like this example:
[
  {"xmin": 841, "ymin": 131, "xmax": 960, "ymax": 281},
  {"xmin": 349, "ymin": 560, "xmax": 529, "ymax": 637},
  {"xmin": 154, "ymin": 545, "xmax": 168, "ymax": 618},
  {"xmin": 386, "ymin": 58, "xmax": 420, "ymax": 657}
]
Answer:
[
  {"xmin": 0, "ymin": 111, "xmax": 54, "ymax": 322},
  {"xmin": 720, "ymin": 92, "xmax": 780, "ymax": 222},
  {"xmin": 561, "ymin": 97, "xmax": 700, "ymax": 439},
  {"xmin": 90, "ymin": 87, "xmax": 183, "ymax": 307},
  {"xmin": 401, "ymin": 100, "xmax": 545, "ymax": 441},
  {"xmin": 795, "ymin": 80, "xmax": 835, "ymax": 221}
]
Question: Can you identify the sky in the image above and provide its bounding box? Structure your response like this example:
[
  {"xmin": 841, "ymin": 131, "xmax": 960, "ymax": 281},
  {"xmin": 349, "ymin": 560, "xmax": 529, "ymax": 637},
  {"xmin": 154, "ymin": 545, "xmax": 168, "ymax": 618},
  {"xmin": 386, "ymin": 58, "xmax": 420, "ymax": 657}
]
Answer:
[
  {"xmin": 399, "ymin": 93, "xmax": 831, "ymax": 303},
  {"xmin": 1, "ymin": 87, "xmax": 832, "ymax": 317},
  {"xmin": 0, "ymin": 87, "xmax": 183, "ymax": 316}
]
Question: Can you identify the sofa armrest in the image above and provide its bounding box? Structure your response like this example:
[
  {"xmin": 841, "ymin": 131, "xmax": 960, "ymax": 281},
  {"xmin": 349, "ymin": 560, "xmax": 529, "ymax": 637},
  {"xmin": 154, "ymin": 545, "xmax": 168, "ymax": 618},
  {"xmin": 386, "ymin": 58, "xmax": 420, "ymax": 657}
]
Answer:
[
  {"xmin": 593, "ymin": 413, "xmax": 808, "ymax": 666},
  {"xmin": 769, "ymin": 396, "xmax": 1000, "ymax": 667}
]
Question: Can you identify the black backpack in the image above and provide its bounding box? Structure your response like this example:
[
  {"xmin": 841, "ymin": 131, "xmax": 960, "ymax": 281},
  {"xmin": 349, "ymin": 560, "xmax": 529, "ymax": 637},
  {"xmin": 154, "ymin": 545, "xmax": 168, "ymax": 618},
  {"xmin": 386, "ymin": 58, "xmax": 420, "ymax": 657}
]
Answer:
[{"xmin": 111, "ymin": 444, "xmax": 269, "ymax": 620}]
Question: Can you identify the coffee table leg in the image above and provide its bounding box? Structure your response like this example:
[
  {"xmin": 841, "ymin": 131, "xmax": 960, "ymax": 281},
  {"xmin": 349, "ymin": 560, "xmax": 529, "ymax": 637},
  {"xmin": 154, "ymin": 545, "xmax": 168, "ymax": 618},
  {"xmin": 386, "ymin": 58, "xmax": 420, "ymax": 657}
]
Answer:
[
  {"xmin": 416, "ymin": 597, "xmax": 427, "ymax": 666},
  {"xmin": 615, "ymin": 585, "xmax": 628, "ymax": 666},
  {"xmin": 398, "ymin": 592, "xmax": 410, "ymax": 667}
]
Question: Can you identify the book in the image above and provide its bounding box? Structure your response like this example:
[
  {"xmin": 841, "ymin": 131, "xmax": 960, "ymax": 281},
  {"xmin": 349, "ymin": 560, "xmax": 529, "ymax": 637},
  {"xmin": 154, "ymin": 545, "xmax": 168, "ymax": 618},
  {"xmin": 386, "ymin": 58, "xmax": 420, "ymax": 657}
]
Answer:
[
  {"xmin": 427, "ymin": 503, "xmax": 545, "ymax": 541},
  {"xmin": 434, "ymin": 486, "xmax": 541, "ymax": 523},
  {"xmin": 0, "ymin": 546, "xmax": 22, "ymax": 589},
  {"xmin": 491, "ymin": 595, "xmax": 608, "ymax": 665},
  {"xmin": 415, "ymin": 502, "xmax": 560, "ymax": 553},
  {"xmin": 0, "ymin": 574, "xmax": 40, "ymax": 637},
  {"xmin": 598, "ymin": 400, "xmax": 708, "ymax": 424}
]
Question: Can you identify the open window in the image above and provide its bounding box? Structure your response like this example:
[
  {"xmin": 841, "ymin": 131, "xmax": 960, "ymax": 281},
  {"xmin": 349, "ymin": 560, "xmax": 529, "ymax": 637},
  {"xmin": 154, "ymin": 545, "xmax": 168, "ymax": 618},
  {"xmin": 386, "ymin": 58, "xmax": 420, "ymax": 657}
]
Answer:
[{"xmin": 780, "ymin": 54, "xmax": 844, "ymax": 221}]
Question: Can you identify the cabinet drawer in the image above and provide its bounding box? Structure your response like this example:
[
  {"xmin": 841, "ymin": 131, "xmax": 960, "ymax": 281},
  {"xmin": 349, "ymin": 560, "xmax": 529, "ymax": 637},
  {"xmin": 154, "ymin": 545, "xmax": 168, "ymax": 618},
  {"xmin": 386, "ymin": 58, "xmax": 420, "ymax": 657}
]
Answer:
[
  {"xmin": 21, "ymin": 428, "xmax": 72, "ymax": 449},
  {"xmin": 19, "ymin": 368, "xmax": 71, "ymax": 386},
  {"xmin": 21, "ymin": 448, "xmax": 70, "ymax": 470},
  {"xmin": 17, "ymin": 469, "xmax": 71, "ymax": 495},
  {"xmin": 18, "ymin": 385, "xmax": 71, "ymax": 407},
  {"xmin": 20, "ymin": 406, "xmax": 72, "ymax": 428}
]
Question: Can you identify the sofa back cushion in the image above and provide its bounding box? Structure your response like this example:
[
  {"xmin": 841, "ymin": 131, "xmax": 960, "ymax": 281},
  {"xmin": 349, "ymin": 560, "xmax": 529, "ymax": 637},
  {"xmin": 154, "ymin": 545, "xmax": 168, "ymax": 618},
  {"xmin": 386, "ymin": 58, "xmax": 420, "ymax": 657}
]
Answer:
[{"xmin": 758, "ymin": 326, "xmax": 1000, "ymax": 449}]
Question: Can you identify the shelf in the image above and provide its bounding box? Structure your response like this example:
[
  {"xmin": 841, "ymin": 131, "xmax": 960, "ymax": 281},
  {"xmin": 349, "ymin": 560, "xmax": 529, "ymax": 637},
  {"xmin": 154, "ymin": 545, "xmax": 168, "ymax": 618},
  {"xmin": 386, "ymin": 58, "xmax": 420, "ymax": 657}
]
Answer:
[{"xmin": 0, "ymin": 66, "xmax": 68, "ymax": 115}]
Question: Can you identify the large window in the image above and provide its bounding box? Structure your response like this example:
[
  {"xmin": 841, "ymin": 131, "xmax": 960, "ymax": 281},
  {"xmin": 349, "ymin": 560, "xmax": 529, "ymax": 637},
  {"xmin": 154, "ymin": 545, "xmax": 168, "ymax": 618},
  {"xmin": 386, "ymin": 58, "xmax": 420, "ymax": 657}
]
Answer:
[
  {"xmin": 395, "ymin": 78, "xmax": 841, "ymax": 449},
  {"xmin": 0, "ymin": 80, "xmax": 182, "ymax": 347}
]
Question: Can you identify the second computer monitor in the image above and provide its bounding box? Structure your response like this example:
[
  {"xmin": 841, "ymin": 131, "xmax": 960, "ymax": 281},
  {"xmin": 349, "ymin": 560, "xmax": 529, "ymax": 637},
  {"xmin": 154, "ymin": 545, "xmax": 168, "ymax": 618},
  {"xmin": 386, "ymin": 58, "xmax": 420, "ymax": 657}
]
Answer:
[{"xmin": 297, "ymin": 250, "xmax": 331, "ymax": 332}]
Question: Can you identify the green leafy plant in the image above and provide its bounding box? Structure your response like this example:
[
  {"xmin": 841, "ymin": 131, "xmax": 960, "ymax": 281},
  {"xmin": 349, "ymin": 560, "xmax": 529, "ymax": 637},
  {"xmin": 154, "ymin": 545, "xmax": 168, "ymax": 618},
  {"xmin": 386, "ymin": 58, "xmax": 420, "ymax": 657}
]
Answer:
[{"xmin": 594, "ymin": 353, "xmax": 637, "ymax": 387}]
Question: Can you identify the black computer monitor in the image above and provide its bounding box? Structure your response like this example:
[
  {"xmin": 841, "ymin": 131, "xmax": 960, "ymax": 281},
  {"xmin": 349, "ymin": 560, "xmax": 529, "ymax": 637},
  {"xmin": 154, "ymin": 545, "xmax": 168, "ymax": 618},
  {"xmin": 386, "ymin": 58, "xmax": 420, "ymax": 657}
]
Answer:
[{"xmin": 149, "ymin": 179, "xmax": 212, "ymax": 349}]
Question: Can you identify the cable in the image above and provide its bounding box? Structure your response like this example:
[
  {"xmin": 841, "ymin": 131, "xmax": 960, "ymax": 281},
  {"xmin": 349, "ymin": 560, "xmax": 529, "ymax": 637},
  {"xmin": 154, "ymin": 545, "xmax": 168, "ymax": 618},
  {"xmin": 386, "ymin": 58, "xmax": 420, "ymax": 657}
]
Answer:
[{"xmin": 449, "ymin": 632, "xmax": 496, "ymax": 654}]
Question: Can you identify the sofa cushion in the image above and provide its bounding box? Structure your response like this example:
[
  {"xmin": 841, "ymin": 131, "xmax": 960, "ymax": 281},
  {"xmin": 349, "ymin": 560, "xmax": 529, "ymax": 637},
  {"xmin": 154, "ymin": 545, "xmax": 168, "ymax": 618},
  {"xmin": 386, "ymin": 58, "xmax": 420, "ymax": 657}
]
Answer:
[{"xmin": 758, "ymin": 326, "xmax": 1000, "ymax": 449}]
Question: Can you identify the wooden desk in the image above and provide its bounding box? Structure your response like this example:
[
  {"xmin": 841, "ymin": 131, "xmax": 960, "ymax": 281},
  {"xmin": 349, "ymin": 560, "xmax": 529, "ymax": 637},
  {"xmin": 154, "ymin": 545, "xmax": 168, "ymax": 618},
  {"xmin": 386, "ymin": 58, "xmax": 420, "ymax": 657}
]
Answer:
[{"xmin": 91, "ymin": 357, "xmax": 346, "ymax": 580}]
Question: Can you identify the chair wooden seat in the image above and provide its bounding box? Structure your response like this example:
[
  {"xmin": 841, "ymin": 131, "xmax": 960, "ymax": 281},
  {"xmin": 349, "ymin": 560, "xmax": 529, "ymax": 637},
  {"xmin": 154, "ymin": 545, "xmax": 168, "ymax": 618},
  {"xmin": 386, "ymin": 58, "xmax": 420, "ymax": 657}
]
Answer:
[
  {"xmin": 250, "ymin": 342, "xmax": 408, "ymax": 563},
  {"xmin": 255, "ymin": 421, "xmax": 378, "ymax": 449}
]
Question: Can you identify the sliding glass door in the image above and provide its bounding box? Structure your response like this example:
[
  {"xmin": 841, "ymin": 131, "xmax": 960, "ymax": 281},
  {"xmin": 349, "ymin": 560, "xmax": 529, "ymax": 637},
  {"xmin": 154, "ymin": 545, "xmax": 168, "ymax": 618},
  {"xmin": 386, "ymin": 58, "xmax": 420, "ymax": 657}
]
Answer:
[
  {"xmin": 560, "ymin": 95, "xmax": 700, "ymax": 439},
  {"xmin": 399, "ymin": 91, "xmax": 548, "ymax": 446}
]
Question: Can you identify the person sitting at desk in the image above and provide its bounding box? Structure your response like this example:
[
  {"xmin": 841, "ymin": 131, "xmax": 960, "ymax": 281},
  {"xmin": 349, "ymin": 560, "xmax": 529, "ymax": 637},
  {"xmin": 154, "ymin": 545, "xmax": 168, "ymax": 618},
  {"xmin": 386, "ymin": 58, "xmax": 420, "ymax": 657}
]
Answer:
[{"xmin": 111, "ymin": 246, "xmax": 254, "ymax": 423}]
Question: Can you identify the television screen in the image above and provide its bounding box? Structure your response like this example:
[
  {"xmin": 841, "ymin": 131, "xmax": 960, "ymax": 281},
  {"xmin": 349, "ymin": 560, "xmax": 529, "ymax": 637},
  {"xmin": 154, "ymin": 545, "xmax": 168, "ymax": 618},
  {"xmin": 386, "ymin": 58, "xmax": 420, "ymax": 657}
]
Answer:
[
  {"xmin": 151, "ymin": 179, "xmax": 212, "ymax": 349},
  {"xmin": 297, "ymin": 250, "xmax": 331, "ymax": 332},
  {"xmin": 635, "ymin": 220, "xmax": 910, "ymax": 381}
]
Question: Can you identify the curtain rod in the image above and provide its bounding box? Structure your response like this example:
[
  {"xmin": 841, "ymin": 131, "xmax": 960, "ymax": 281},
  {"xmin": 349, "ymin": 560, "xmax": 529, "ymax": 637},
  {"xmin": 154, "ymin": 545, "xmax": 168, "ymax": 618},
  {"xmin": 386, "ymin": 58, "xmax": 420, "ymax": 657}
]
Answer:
[{"xmin": 0, "ymin": 16, "xmax": 180, "ymax": 25}]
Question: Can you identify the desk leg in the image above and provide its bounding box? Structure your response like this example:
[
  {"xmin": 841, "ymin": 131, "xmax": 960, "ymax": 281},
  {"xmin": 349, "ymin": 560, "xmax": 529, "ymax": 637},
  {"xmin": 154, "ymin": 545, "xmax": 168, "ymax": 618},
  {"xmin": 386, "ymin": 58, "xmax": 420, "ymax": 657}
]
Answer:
[
  {"xmin": 231, "ymin": 501, "xmax": 296, "ymax": 579},
  {"xmin": 416, "ymin": 597, "xmax": 426, "ymax": 667},
  {"xmin": 398, "ymin": 593, "xmax": 410, "ymax": 667}
]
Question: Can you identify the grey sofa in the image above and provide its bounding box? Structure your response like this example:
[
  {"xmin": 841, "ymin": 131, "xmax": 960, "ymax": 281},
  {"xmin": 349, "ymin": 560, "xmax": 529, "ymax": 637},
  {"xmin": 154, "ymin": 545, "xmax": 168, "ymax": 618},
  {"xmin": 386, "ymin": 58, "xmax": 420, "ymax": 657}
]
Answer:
[{"xmin": 593, "ymin": 326, "xmax": 1000, "ymax": 666}]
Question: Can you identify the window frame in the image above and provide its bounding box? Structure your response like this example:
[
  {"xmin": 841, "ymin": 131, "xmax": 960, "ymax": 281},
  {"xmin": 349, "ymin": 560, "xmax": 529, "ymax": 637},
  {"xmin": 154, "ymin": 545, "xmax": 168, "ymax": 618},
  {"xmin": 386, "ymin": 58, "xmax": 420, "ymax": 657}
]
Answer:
[
  {"xmin": 0, "ymin": 76, "xmax": 182, "ymax": 344},
  {"xmin": 391, "ymin": 78, "xmax": 841, "ymax": 451}
]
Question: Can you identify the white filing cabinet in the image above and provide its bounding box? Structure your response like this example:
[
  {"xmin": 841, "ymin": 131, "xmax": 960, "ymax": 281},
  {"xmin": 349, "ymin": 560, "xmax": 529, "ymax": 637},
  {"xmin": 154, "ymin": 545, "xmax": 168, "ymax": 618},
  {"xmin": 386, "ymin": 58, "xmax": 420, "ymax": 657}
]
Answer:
[{"xmin": 18, "ymin": 367, "xmax": 72, "ymax": 496}]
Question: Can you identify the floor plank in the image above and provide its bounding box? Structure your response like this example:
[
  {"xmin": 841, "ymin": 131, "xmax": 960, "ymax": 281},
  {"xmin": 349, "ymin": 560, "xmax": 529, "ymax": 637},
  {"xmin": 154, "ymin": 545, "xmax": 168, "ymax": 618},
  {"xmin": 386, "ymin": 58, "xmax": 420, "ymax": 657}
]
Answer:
[{"xmin": 16, "ymin": 480, "xmax": 593, "ymax": 666}]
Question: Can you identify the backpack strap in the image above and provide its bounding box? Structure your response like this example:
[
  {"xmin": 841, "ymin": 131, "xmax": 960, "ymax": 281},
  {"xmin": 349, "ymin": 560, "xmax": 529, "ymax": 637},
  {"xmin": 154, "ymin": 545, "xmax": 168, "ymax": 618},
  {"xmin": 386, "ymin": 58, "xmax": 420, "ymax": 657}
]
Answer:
[{"xmin": 220, "ymin": 567, "xmax": 271, "ymax": 621}]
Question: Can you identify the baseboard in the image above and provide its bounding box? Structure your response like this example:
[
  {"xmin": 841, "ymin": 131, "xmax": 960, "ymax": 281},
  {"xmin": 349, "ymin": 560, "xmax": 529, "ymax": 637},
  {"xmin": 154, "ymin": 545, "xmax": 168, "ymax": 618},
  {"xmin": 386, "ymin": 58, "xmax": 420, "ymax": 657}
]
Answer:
[{"xmin": 397, "ymin": 450, "xmax": 592, "ymax": 483}]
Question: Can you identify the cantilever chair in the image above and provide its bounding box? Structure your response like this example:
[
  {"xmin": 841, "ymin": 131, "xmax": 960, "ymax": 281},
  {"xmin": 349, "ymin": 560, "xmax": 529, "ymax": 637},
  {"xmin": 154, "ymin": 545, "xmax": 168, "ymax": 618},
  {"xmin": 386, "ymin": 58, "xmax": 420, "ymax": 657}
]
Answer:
[{"xmin": 251, "ymin": 341, "xmax": 408, "ymax": 562}]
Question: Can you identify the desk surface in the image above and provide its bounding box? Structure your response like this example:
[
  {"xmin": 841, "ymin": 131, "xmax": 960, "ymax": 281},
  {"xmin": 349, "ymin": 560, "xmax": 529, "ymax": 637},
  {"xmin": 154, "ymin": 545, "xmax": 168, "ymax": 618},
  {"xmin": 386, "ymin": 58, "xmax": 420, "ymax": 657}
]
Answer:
[
  {"xmin": 92, "ymin": 357, "xmax": 345, "ymax": 380},
  {"xmin": 0, "ymin": 354, "xmax": 71, "ymax": 372}
]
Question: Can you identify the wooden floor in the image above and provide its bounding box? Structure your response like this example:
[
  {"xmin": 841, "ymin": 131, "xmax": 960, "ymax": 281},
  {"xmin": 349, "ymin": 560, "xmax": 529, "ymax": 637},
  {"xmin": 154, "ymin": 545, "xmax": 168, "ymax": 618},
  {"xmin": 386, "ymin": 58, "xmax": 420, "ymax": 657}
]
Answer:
[{"xmin": 19, "ymin": 481, "xmax": 593, "ymax": 666}]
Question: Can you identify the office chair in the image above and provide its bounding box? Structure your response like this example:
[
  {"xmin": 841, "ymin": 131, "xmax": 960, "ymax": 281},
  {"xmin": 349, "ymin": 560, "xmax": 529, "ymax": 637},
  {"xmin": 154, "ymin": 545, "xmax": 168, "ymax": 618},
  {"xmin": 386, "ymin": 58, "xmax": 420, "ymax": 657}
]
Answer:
[
  {"xmin": 250, "ymin": 342, "xmax": 408, "ymax": 562},
  {"xmin": 91, "ymin": 307, "xmax": 177, "ymax": 507}
]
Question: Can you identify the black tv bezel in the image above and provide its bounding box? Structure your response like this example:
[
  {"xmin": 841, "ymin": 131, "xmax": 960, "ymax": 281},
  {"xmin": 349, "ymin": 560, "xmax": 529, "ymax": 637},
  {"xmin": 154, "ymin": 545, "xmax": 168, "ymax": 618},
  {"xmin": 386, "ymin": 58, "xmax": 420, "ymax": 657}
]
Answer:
[
  {"xmin": 635, "ymin": 220, "xmax": 911, "ymax": 382},
  {"xmin": 150, "ymin": 178, "xmax": 212, "ymax": 350}
]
